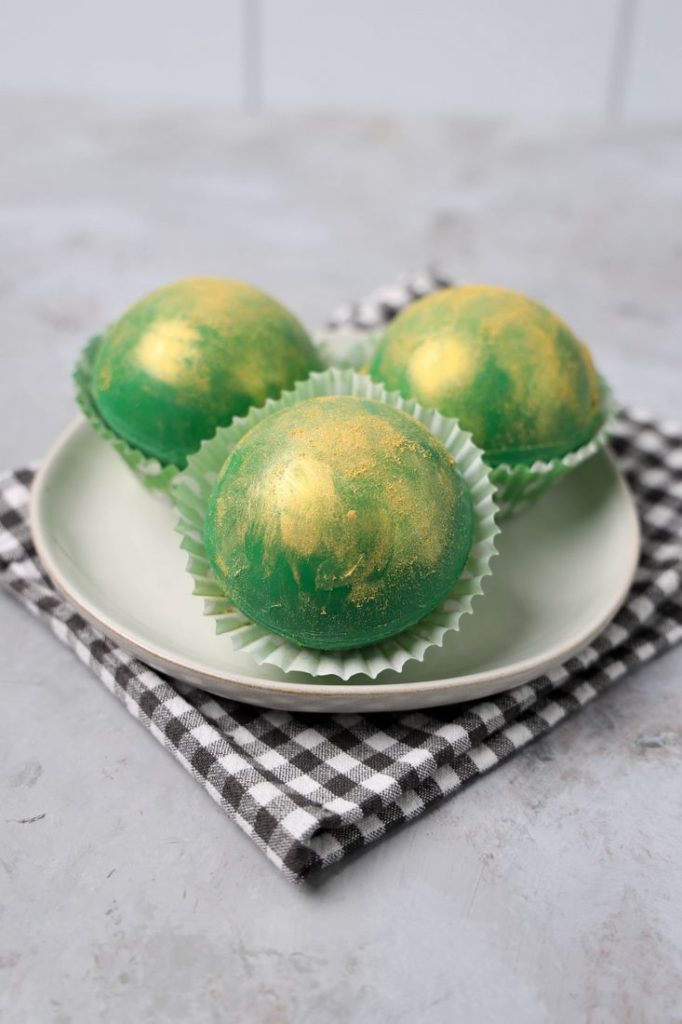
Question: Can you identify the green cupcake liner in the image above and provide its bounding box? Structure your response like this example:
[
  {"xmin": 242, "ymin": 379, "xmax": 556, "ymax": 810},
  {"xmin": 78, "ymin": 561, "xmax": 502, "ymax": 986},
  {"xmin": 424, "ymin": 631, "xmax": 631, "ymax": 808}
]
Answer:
[
  {"xmin": 490, "ymin": 381, "xmax": 614, "ymax": 518},
  {"xmin": 73, "ymin": 334, "xmax": 180, "ymax": 493},
  {"xmin": 173, "ymin": 367, "xmax": 500, "ymax": 681}
]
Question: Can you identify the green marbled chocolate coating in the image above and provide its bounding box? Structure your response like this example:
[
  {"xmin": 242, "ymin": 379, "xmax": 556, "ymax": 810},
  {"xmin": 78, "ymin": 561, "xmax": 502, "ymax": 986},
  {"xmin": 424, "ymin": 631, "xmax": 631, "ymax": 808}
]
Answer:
[
  {"xmin": 369, "ymin": 285, "xmax": 606, "ymax": 466},
  {"xmin": 92, "ymin": 278, "xmax": 323, "ymax": 468},
  {"xmin": 205, "ymin": 396, "xmax": 474, "ymax": 650}
]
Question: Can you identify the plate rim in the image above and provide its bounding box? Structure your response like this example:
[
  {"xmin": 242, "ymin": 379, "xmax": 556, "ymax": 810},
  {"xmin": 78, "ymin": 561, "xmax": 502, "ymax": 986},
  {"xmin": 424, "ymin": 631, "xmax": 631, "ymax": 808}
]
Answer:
[{"xmin": 29, "ymin": 416, "xmax": 641, "ymax": 705}]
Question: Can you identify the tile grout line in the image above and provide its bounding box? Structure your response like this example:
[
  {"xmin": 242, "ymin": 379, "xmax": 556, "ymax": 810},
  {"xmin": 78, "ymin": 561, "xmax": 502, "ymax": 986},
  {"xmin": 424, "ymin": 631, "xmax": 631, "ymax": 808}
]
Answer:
[
  {"xmin": 605, "ymin": 0, "xmax": 638, "ymax": 124},
  {"xmin": 242, "ymin": 0, "xmax": 263, "ymax": 113}
]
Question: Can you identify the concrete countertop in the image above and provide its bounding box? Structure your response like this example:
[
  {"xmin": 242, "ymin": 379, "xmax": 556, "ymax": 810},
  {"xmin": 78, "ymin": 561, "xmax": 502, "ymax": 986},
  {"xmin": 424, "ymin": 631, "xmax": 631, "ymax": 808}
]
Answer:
[{"xmin": 1, "ymin": 98, "xmax": 681, "ymax": 1024}]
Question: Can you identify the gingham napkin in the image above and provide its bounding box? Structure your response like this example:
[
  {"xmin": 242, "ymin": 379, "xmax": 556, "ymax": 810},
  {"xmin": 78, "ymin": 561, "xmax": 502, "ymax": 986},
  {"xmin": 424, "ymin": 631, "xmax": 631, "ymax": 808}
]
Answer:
[{"xmin": 2, "ymin": 276, "xmax": 681, "ymax": 882}]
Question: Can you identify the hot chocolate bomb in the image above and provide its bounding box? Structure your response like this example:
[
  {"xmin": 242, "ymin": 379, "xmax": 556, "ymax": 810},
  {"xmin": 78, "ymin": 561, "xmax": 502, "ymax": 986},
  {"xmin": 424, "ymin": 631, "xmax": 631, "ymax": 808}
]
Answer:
[
  {"xmin": 92, "ymin": 277, "xmax": 323, "ymax": 468},
  {"xmin": 369, "ymin": 285, "xmax": 605, "ymax": 467},
  {"xmin": 205, "ymin": 396, "xmax": 475, "ymax": 650}
]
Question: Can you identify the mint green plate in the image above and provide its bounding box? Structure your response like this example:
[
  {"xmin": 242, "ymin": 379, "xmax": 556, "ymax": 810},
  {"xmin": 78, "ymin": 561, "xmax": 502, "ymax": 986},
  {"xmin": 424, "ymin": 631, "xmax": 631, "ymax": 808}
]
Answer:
[{"xmin": 30, "ymin": 417, "xmax": 640, "ymax": 713}]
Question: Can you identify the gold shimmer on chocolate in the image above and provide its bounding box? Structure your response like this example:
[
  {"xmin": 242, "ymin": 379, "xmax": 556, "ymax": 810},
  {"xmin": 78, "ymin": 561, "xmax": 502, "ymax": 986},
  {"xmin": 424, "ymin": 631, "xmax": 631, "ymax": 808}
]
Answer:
[
  {"xmin": 369, "ymin": 285, "xmax": 606, "ymax": 466},
  {"xmin": 91, "ymin": 277, "xmax": 323, "ymax": 468}
]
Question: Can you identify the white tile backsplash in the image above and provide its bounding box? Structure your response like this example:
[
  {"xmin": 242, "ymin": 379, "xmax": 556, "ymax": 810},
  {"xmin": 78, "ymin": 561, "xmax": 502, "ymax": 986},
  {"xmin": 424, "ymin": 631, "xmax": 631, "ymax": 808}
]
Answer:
[
  {"xmin": 261, "ymin": 0, "xmax": 619, "ymax": 118},
  {"xmin": 0, "ymin": 0, "xmax": 243, "ymax": 106},
  {"xmin": 0, "ymin": 0, "xmax": 679, "ymax": 121},
  {"xmin": 625, "ymin": 0, "xmax": 682, "ymax": 119}
]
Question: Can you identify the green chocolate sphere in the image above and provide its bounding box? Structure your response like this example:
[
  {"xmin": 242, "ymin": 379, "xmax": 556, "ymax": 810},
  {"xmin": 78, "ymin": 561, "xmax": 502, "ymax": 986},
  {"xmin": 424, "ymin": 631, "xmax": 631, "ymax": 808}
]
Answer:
[
  {"xmin": 369, "ymin": 285, "xmax": 605, "ymax": 466},
  {"xmin": 205, "ymin": 396, "xmax": 475, "ymax": 650},
  {"xmin": 92, "ymin": 278, "xmax": 323, "ymax": 468}
]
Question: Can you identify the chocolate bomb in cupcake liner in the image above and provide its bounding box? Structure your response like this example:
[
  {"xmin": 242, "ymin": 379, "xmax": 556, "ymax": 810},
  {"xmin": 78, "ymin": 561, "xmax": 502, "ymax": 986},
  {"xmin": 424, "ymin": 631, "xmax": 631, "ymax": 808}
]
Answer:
[
  {"xmin": 368, "ymin": 285, "xmax": 612, "ymax": 517},
  {"xmin": 173, "ymin": 367, "xmax": 499, "ymax": 680},
  {"xmin": 74, "ymin": 277, "xmax": 322, "ymax": 491}
]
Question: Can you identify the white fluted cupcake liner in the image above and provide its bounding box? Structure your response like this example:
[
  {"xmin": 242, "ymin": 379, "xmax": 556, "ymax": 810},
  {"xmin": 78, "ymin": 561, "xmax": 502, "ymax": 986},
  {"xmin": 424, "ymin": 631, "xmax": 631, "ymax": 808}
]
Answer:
[{"xmin": 173, "ymin": 367, "xmax": 500, "ymax": 681}]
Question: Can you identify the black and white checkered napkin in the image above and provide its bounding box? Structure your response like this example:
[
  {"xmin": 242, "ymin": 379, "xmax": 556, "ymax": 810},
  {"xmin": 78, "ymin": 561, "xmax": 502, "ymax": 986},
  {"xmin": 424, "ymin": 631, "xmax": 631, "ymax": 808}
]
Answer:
[{"xmin": 2, "ymin": 274, "xmax": 682, "ymax": 882}]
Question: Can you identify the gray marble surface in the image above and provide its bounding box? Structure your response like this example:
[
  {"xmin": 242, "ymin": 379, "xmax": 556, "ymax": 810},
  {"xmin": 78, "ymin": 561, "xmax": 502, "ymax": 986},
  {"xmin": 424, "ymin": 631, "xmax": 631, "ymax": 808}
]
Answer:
[{"xmin": 1, "ymin": 97, "xmax": 681, "ymax": 1024}]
